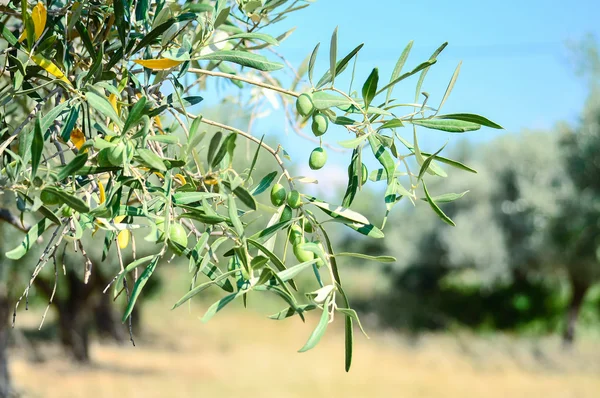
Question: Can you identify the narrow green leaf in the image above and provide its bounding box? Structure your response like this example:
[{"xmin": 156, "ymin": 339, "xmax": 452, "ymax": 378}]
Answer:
[
  {"xmin": 277, "ymin": 259, "xmax": 318, "ymax": 282},
  {"xmin": 386, "ymin": 40, "xmax": 413, "ymax": 104},
  {"xmin": 136, "ymin": 148, "xmax": 167, "ymax": 171},
  {"xmin": 338, "ymin": 135, "xmax": 368, "ymax": 149},
  {"xmin": 222, "ymin": 181, "xmax": 257, "ymax": 210},
  {"xmin": 60, "ymin": 105, "xmax": 80, "ymax": 141},
  {"xmin": 31, "ymin": 115, "xmax": 43, "ymax": 179},
  {"xmin": 172, "ymin": 270, "xmax": 237, "ymax": 309},
  {"xmin": 368, "ymin": 135, "xmax": 395, "ymax": 184},
  {"xmin": 298, "ymin": 297, "xmax": 331, "ymax": 353},
  {"xmin": 131, "ymin": 14, "xmax": 197, "ymax": 55},
  {"xmin": 329, "ymin": 26, "xmax": 338, "ymax": 86},
  {"xmin": 201, "ymin": 292, "xmax": 239, "ymax": 322},
  {"xmin": 308, "ymin": 42, "xmax": 320, "ymax": 85},
  {"xmin": 86, "ymin": 91, "xmax": 123, "ymax": 129},
  {"xmin": 375, "ymin": 59, "xmax": 436, "ymax": 96},
  {"xmin": 43, "ymin": 187, "xmax": 90, "ymax": 213},
  {"xmin": 269, "ymin": 304, "xmax": 317, "ymax": 320},
  {"xmin": 417, "ymin": 143, "xmax": 447, "ymax": 183},
  {"xmin": 437, "ymin": 62, "xmax": 462, "ymax": 112},
  {"xmin": 316, "ymin": 43, "xmax": 364, "ymax": 88},
  {"xmin": 335, "ymin": 252, "xmax": 396, "ymax": 263},
  {"xmin": 173, "ymin": 192, "xmax": 221, "ymax": 205},
  {"xmin": 207, "ymin": 131, "xmax": 222, "ymax": 167},
  {"xmin": 221, "ymin": 32, "xmax": 279, "ymax": 46},
  {"xmin": 420, "ymin": 191, "xmax": 469, "ymax": 203},
  {"xmin": 423, "ymin": 181, "xmax": 455, "ymax": 226},
  {"xmin": 123, "ymin": 96, "xmax": 148, "ymax": 134},
  {"xmin": 414, "ymin": 42, "xmax": 448, "ymax": 103},
  {"xmin": 122, "ymin": 257, "xmax": 158, "ymax": 322},
  {"xmin": 436, "ymin": 113, "xmax": 503, "ymax": 129},
  {"xmin": 114, "ymin": 254, "xmax": 155, "ymax": 299},
  {"xmin": 362, "ymin": 68, "xmax": 379, "ymax": 109},
  {"xmin": 57, "ymin": 153, "xmax": 88, "ymax": 181},
  {"xmin": 245, "ymin": 134, "xmax": 264, "ymax": 183},
  {"xmin": 304, "ymin": 196, "xmax": 370, "ymax": 225},
  {"xmin": 196, "ymin": 50, "xmax": 284, "ymax": 72},
  {"xmin": 411, "ymin": 119, "xmax": 481, "ymax": 133},
  {"xmin": 311, "ymin": 91, "xmax": 353, "ymax": 110},
  {"xmin": 345, "ymin": 315, "xmax": 353, "ymax": 372},
  {"xmin": 251, "ymin": 171, "xmax": 277, "ymax": 196},
  {"xmin": 212, "ymin": 134, "xmax": 236, "ymax": 168},
  {"xmin": 228, "ymin": 194, "xmax": 244, "ymax": 236},
  {"xmin": 5, "ymin": 218, "xmax": 51, "ymax": 260},
  {"xmin": 379, "ymin": 119, "xmax": 404, "ymax": 130}
]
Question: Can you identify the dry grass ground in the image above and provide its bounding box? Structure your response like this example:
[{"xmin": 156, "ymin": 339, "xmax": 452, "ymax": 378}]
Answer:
[{"xmin": 8, "ymin": 284, "xmax": 600, "ymax": 398}]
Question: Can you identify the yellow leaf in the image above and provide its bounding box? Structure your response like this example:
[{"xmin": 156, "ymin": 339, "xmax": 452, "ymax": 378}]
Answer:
[
  {"xmin": 97, "ymin": 180, "xmax": 106, "ymax": 204},
  {"xmin": 133, "ymin": 58, "xmax": 184, "ymax": 70},
  {"xmin": 108, "ymin": 94, "xmax": 119, "ymax": 114},
  {"xmin": 31, "ymin": 55, "xmax": 71, "ymax": 85},
  {"xmin": 154, "ymin": 116, "xmax": 164, "ymax": 132},
  {"xmin": 153, "ymin": 171, "xmax": 165, "ymax": 179},
  {"xmin": 114, "ymin": 215, "xmax": 126, "ymax": 223},
  {"xmin": 70, "ymin": 128, "xmax": 85, "ymax": 149},
  {"xmin": 32, "ymin": 2, "xmax": 47, "ymax": 40},
  {"xmin": 117, "ymin": 230, "xmax": 130, "ymax": 249},
  {"xmin": 174, "ymin": 174, "xmax": 187, "ymax": 185}
]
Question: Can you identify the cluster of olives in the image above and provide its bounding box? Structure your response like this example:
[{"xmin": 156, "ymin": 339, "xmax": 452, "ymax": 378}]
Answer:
[
  {"xmin": 270, "ymin": 182, "xmax": 325, "ymax": 267},
  {"xmin": 296, "ymin": 93, "xmax": 328, "ymax": 171}
]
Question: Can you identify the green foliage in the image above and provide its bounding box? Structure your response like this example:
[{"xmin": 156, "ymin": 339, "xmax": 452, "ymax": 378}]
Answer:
[{"xmin": 0, "ymin": 0, "xmax": 498, "ymax": 370}]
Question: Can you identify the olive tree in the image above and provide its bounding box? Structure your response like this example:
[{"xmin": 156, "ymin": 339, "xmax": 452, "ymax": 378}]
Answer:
[{"xmin": 0, "ymin": 0, "xmax": 500, "ymax": 382}]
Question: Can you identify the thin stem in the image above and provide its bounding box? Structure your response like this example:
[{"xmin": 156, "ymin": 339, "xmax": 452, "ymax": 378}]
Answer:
[{"xmin": 187, "ymin": 68, "xmax": 300, "ymax": 98}]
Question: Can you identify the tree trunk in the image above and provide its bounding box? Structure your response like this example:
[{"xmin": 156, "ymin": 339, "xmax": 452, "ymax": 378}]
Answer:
[
  {"xmin": 0, "ymin": 291, "xmax": 14, "ymax": 398},
  {"xmin": 562, "ymin": 279, "xmax": 590, "ymax": 346}
]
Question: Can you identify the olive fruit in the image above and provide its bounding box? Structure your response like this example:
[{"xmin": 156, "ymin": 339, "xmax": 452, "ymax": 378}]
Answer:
[
  {"xmin": 311, "ymin": 112, "xmax": 328, "ymax": 137},
  {"xmin": 167, "ymin": 222, "xmax": 188, "ymax": 255},
  {"xmin": 62, "ymin": 206, "xmax": 73, "ymax": 217},
  {"xmin": 270, "ymin": 183, "xmax": 286, "ymax": 206},
  {"xmin": 287, "ymin": 190, "xmax": 302, "ymax": 209},
  {"xmin": 361, "ymin": 163, "xmax": 369, "ymax": 184},
  {"xmin": 296, "ymin": 93, "xmax": 314, "ymax": 117},
  {"xmin": 280, "ymin": 205, "xmax": 293, "ymax": 223},
  {"xmin": 303, "ymin": 220, "xmax": 314, "ymax": 233},
  {"xmin": 40, "ymin": 190, "xmax": 60, "ymax": 206},
  {"xmin": 289, "ymin": 223, "xmax": 303, "ymax": 246},
  {"xmin": 107, "ymin": 141, "xmax": 125, "ymax": 166},
  {"xmin": 309, "ymin": 147, "xmax": 327, "ymax": 170},
  {"xmin": 293, "ymin": 243, "xmax": 315, "ymax": 263}
]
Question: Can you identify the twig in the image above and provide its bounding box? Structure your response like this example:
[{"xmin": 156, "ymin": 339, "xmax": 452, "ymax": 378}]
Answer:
[{"xmin": 187, "ymin": 68, "xmax": 300, "ymax": 98}]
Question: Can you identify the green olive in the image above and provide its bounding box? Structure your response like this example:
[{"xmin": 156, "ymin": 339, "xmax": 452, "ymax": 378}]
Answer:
[
  {"xmin": 296, "ymin": 93, "xmax": 315, "ymax": 117},
  {"xmin": 107, "ymin": 141, "xmax": 125, "ymax": 166},
  {"xmin": 309, "ymin": 147, "xmax": 327, "ymax": 170},
  {"xmin": 303, "ymin": 220, "xmax": 314, "ymax": 233},
  {"xmin": 287, "ymin": 190, "xmax": 302, "ymax": 209},
  {"xmin": 293, "ymin": 243, "xmax": 315, "ymax": 263},
  {"xmin": 289, "ymin": 223, "xmax": 304, "ymax": 246},
  {"xmin": 61, "ymin": 206, "xmax": 73, "ymax": 217},
  {"xmin": 270, "ymin": 183, "xmax": 286, "ymax": 206},
  {"xmin": 168, "ymin": 222, "xmax": 188, "ymax": 255},
  {"xmin": 311, "ymin": 112, "xmax": 328, "ymax": 137},
  {"xmin": 361, "ymin": 163, "xmax": 368, "ymax": 184},
  {"xmin": 40, "ymin": 190, "xmax": 60, "ymax": 206}
]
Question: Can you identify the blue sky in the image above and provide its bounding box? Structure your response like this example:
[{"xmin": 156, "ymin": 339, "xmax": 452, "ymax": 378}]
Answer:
[{"xmin": 200, "ymin": 1, "xmax": 599, "ymax": 178}]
